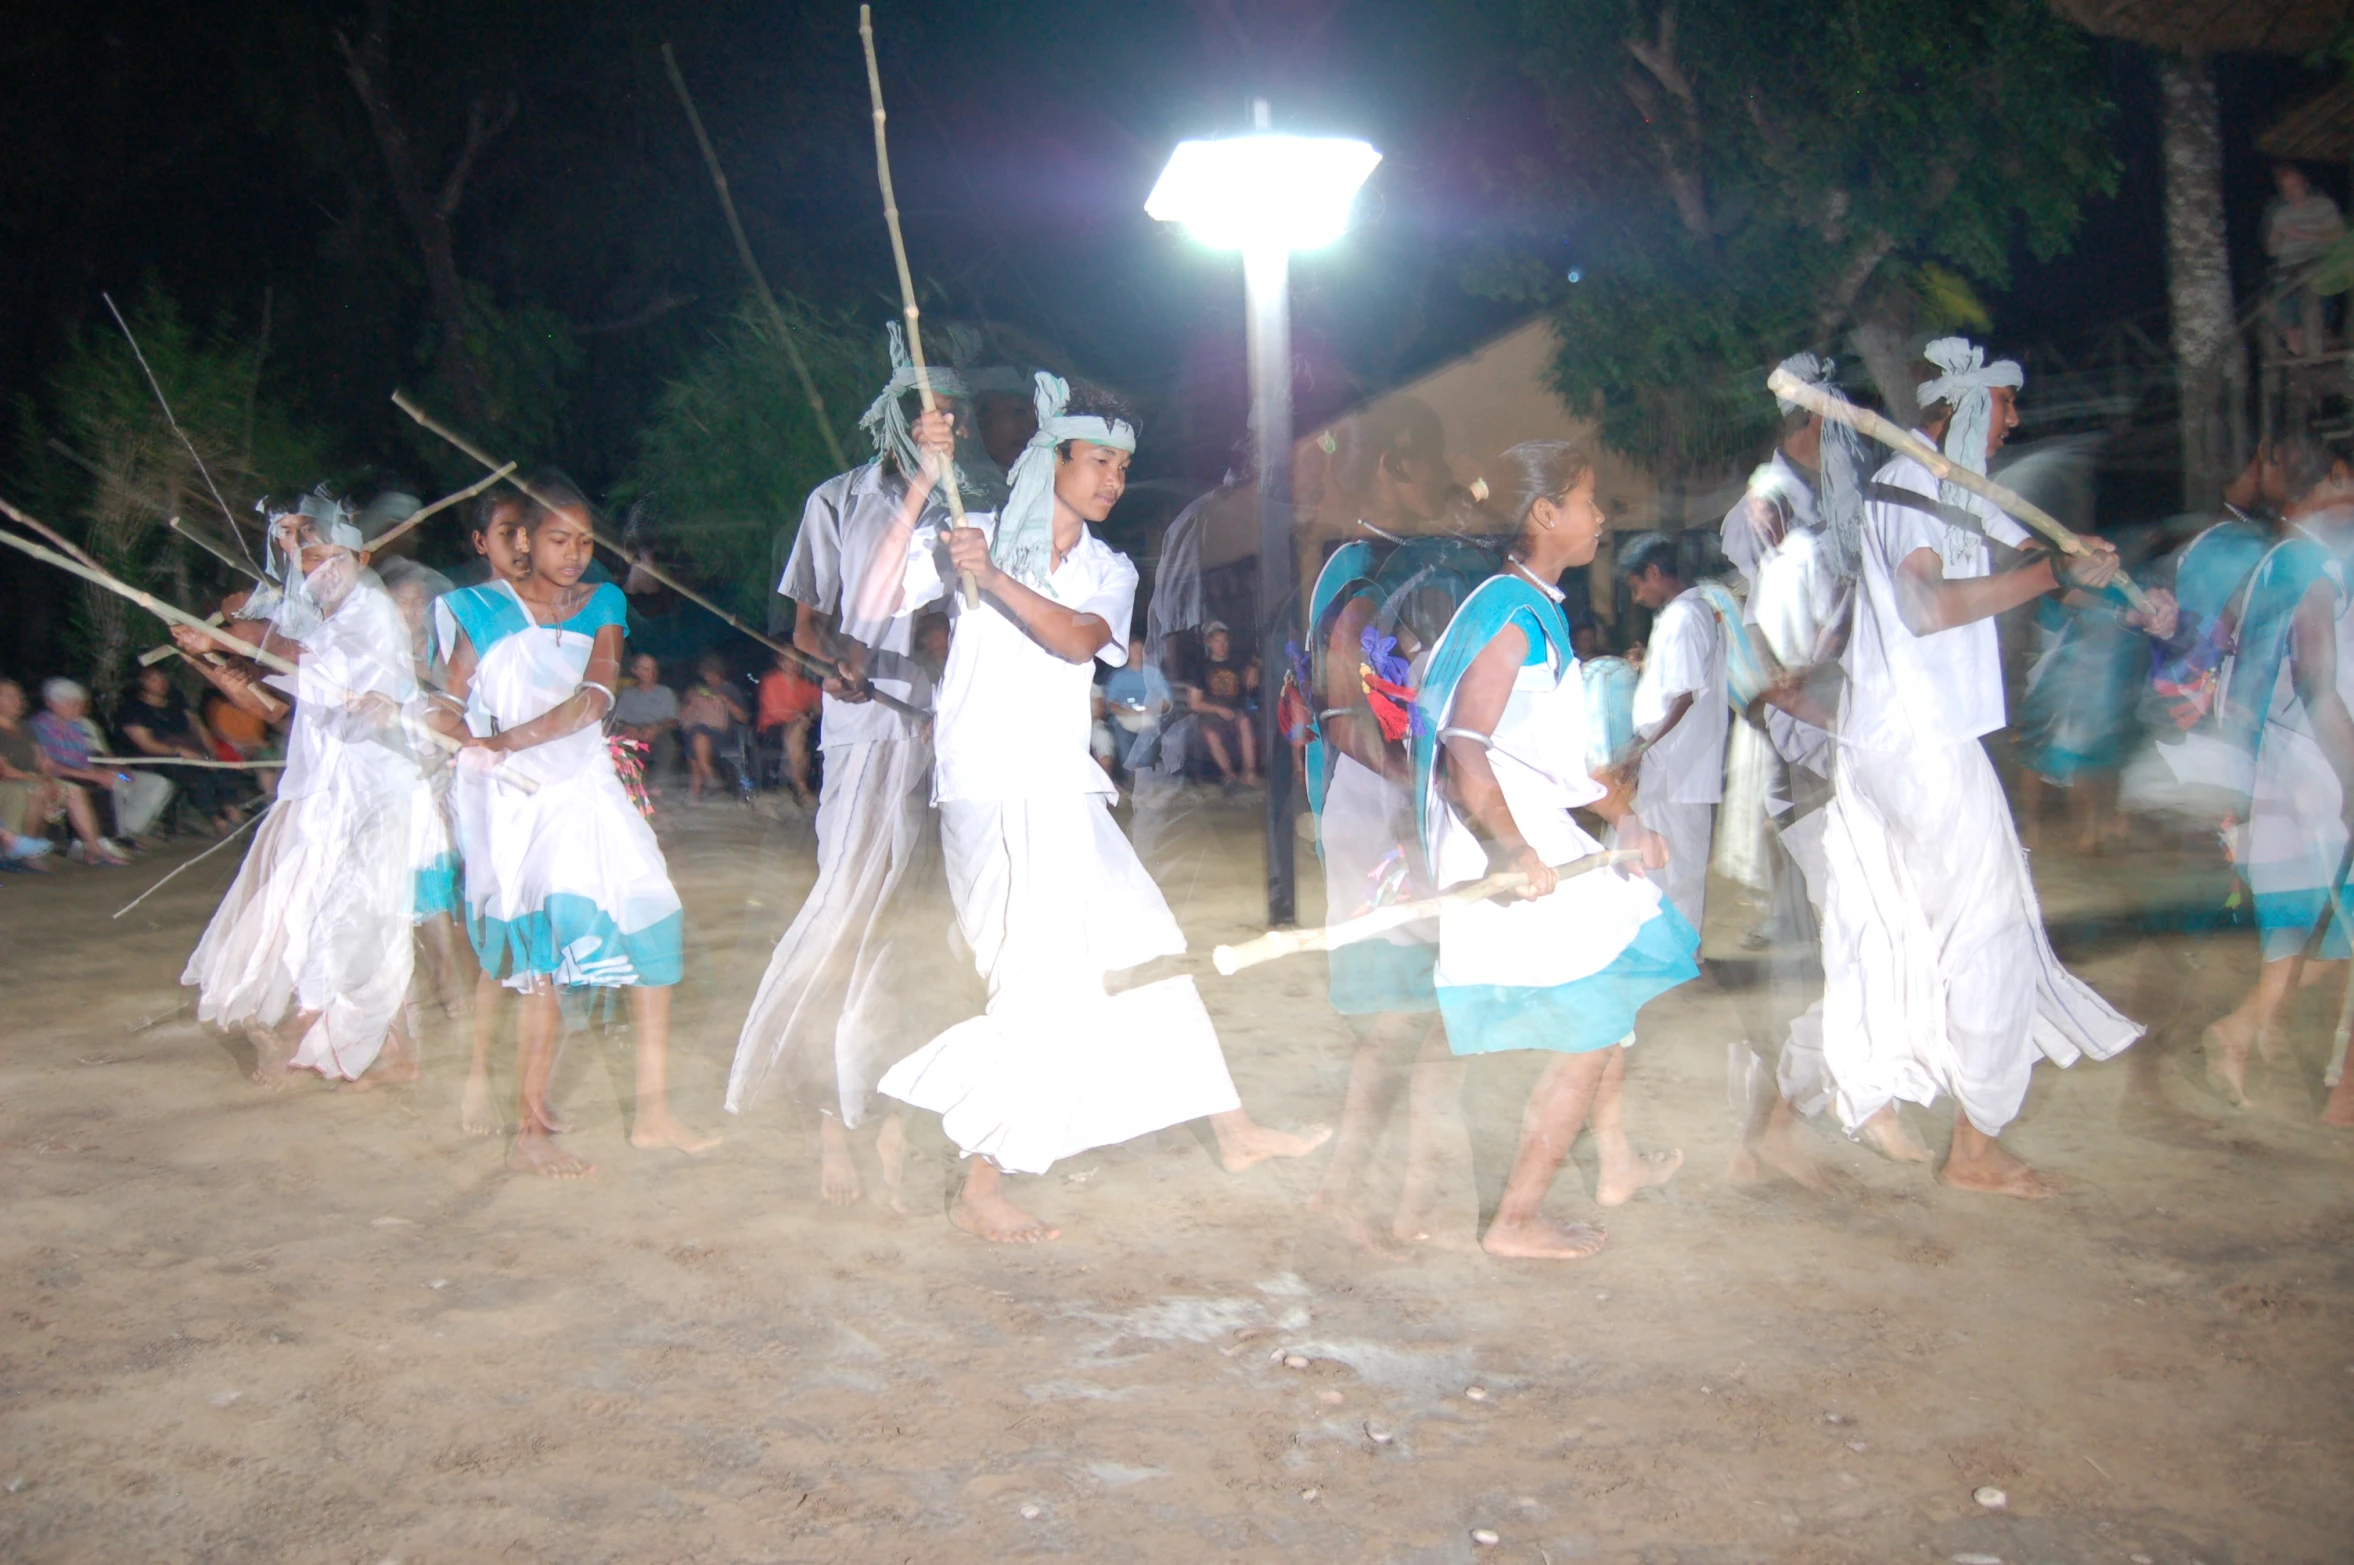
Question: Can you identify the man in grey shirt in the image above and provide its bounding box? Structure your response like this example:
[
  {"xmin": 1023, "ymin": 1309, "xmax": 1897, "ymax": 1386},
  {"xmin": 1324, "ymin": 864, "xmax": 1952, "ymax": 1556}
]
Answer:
[{"xmin": 611, "ymin": 653, "xmax": 680, "ymax": 784}]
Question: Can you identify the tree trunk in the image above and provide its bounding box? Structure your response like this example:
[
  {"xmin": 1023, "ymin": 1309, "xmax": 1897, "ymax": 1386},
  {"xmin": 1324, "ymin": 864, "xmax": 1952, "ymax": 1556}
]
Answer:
[
  {"xmin": 1848, "ymin": 319, "xmax": 1919, "ymax": 431},
  {"xmin": 2158, "ymin": 53, "xmax": 2245, "ymax": 513}
]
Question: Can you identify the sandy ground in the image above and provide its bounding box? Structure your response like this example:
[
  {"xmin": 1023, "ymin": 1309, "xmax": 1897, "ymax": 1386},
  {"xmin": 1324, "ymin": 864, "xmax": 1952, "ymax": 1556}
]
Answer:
[{"xmin": 1, "ymin": 787, "xmax": 2350, "ymax": 1564}]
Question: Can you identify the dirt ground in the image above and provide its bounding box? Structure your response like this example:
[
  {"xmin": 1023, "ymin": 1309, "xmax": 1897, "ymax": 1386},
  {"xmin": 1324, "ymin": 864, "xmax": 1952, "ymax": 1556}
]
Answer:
[{"xmin": 1, "ymin": 789, "xmax": 2349, "ymax": 1564}]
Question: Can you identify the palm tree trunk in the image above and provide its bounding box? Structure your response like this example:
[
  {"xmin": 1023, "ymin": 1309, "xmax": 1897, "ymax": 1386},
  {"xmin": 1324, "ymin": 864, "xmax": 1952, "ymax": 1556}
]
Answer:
[{"xmin": 2158, "ymin": 53, "xmax": 2246, "ymax": 512}]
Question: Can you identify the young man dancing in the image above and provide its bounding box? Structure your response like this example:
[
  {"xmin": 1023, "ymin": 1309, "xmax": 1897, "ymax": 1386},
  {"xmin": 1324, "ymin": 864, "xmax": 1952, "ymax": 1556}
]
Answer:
[{"xmin": 865, "ymin": 377, "xmax": 1325, "ymax": 1242}]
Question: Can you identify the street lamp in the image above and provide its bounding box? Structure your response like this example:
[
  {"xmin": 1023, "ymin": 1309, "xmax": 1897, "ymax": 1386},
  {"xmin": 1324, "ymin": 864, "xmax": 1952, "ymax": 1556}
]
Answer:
[{"xmin": 1146, "ymin": 104, "xmax": 1381, "ymax": 926}]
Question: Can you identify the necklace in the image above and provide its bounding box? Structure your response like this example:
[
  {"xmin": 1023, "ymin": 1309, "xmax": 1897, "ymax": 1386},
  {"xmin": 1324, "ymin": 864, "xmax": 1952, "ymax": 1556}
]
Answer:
[{"xmin": 1506, "ymin": 556, "xmax": 1564, "ymax": 603}]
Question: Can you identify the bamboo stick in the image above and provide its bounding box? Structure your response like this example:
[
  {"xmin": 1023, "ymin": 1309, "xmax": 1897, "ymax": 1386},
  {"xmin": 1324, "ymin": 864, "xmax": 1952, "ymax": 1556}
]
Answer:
[
  {"xmin": 660, "ymin": 41, "xmax": 850, "ymax": 473},
  {"xmin": 389, "ymin": 390, "xmax": 930, "ymax": 720},
  {"xmin": 1765, "ymin": 367, "xmax": 2154, "ymax": 616},
  {"xmin": 102, "ymin": 291, "xmax": 256, "ymax": 562},
  {"xmin": 859, "ymin": 5, "xmax": 976, "ymax": 610},
  {"xmin": 1212, "ymin": 849, "xmax": 1645, "ymax": 976},
  {"xmin": 169, "ymin": 516, "xmax": 270, "ymax": 584},
  {"xmin": 91, "ymin": 756, "xmax": 286, "ymax": 770}
]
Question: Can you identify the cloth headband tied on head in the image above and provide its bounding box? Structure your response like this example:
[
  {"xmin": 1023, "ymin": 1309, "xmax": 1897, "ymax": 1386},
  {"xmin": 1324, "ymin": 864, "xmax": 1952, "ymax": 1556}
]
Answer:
[
  {"xmin": 859, "ymin": 321, "xmax": 970, "ymax": 478},
  {"xmin": 1764, "ymin": 352, "xmax": 1868, "ymax": 580},
  {"xmin": 1918, "ymin": 336, "xmax": 2022, "ymax": 526},
  {"xmin": 1771, "ymin": 351, "xmax": 1836, "ymax": 414},
  {"xmin": 992, "ymin": 371, "xmax": 1136, "ymax": 590}
]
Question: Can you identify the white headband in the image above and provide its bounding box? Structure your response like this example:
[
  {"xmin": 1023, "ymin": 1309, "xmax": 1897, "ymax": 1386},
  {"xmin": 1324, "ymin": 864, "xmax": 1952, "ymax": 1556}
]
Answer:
[{"xmin": 992, "ymin": 372, "xmax": 1136, "ymax": 589}]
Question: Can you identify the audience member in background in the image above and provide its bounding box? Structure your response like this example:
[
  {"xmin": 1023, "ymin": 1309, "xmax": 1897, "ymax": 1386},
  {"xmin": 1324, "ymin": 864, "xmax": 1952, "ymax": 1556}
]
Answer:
[
  {"xmin": 119, "ymin": 665, "xmax": 244, "ymax": 835},
  {"xmin": 679, "ymin": 654, "xmax": 749, "ymax": 802},
  {"xmin": 756, "ymin": 649, "xmax": 820, "ymax": 806},
  {"xmin": 1185, "ymin": 621, "xmax": 1258, "ymax": 788},
  {"xmin": 29, "ymin": 679, "xmax": 134, "ymax": 863},
  {"xmin": 2265, "ymin": 164, "xmax": 2346, "ymax": 358},
  {"xmin": 1101, "ymin": 632, "xmax": 1172, "ymax": 778},
  {"xmin": 611, "ymin": 653, "xmax": 681, "ymax": 789},
  {"xmin": 205, "ymin": 687, "xmax": 280, "ymax": 801},
  {"xmin": 0, "ymin": 679, "xmax": 64, "ymax": 868}
]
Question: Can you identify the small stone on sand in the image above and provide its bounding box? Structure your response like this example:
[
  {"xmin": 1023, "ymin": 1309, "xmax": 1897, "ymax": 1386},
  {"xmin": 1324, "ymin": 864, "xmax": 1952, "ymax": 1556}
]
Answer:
[
  {"xmin": 1971, "ymin": 1485, "xmax": 2007, "ymax": 1510},
  {"xmin": 1848, "ymin": 1441, "xmax": 1868, "ymax": 1453},
  {"xmin": 1299, "ymin": 1487, "xmax": 1319, "ymax": 1502},
  {"xmin": 1365, "ymin": 1421, "xmax": 1393, "ymax": 1445},
  {"xmin": 1464, "ymin": 1385, "xmax": 1488, "ymax": 1401},
  {"xmin": 209, "ymin": 1391, "xmax": 240, "ymax": 1407},
  {"xmin": 1317, "ymin": 1390, "xmax": 1343, "ymax": 1405},
  {"xmin": 1283, "ymin": 1353, "xmax": 1309, "ymax": 1369},
  {"xmin": 1824, "ymin": 1412, "xmax": 1847, "ymax": 1424},
  {"xmin": 1952, "ymin": 1554, "xmax": 2003, "ymax": 1565},
  {"xmin": 427, "ymin": 1279, "xmax": 448, "ymax": 1290},
  {"xmin": 1018, "ymin": 1503, "xmax": 1041, "ymax": 1520},
  {"xmin": 1470, "ymin": 1528, "xmax": 1501, "ymax": 1547}
]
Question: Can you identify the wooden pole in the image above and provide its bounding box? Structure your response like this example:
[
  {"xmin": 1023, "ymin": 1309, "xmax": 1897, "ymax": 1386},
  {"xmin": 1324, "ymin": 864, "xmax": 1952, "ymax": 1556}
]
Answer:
[
  {"xmin": 102, "ymin": 291, "xmax": 257, "ymax": 562},
  {"xmin": 1211, "ymin": 849, "xmax": 1644, "ymax": 975},
  {"xmin": 859, "ymin": 5, "xmax": 976, "ymax": 610},
  {"xmin": 1766, "ymin": 367, "xmax": 2154, "ymax": 615},
  {"xmin": 388, "ymin": 391, "xmax": 930, "ymax": 720},
  {"xmin": 91, "ymin": 755, "xmax": 286, "ymax": 770},
  {"xmin": 660, "ymin": 41, "xmax": 850, "ymax": 474}
]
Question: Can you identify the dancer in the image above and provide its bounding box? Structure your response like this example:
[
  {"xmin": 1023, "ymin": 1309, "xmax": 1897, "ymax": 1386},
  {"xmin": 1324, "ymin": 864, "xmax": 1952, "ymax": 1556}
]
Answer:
[
  {"xmin": 1818, "ymin": 337, "xmax": 2159, "ymax": 1194},
  {"xmin": 2198, "ymin": 437, "xmax": 2354, "ymax": 1113},
  {"xmin": 379, "ymin": 555, "xmax": 465, "ymax": 1015},
  {"xmin": 437, "ymin": 495, "xmax": 534, "ymax": 1135},
  {"xmin": 1412, "ymin": 440, "xmax": 1695, "ymax": 1260},
  {"xmin": 867, "ymin": 380, "xmax": 1326, "ymax": 1243},
  {"xmin": 177, "ymin": 494, "xmax": 423, "ymax": 1088},
  {"xmin": 435, "ymin": 479, "xmax": 716, "ymax": 1176},
  {"xmin": 1616, "ymin": 532, "xmax": 1729, "ymax": 932},
  {"xmin": 1295, "ymin": 401, "xmax": 1492, "ymax": 1250},
  {"xmin": 727, "ymin": 330, "xmax": 967, "ymax": 1207}
]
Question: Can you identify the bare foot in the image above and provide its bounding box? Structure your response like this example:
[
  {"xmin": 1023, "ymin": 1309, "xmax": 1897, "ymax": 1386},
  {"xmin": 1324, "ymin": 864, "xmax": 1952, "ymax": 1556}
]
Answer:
[
  {"xmin": 1480, "ymin": 1215, "xmax": 1607, "ymax": 1260},
  {"xmin": 1938, "ymin": 1137, "xmax": 2062, "ymax": 1200},
  {"xmin": 1596, "ymin": 1144, "xmax": 1682, "ymax": 1206},
  {"xmin": 2322, "ymin": 1069, "xmax": 2354, "ymax": 1128},
  {"xmin": 951, "ymin": 1187, "xmax": 1059, "ymax": 1243},
  {"xmin": 2253, "ymin": 1022, "xmax": 2289, "ymax": 1067},
  {"xmin": 1858, "ymin": 1105, "xmax": 1934, "ymax": 1164},
  {"xmin": 244, "ymin": 1024, "xmax": 293, "ymax": 1090},
  {"xmin": 818, "ymin": 1116, "xmax": 862, "ymax": 1206},
  {"xmin": 347, "ymin": 1038, "xmax": 419, "ymax": 1091},
  {"xmin": 1212, "ymin": 1116, "xmax": 1333, "ymax": 1174},
  {"xmin": 459, "ymin": 1069, "xmax": 501, "ymax": 1136},
  {"xmin": 875, "ymin": 1114, "xmax": 910, "ymax": 1216},
  {"xmin": 1736, "ymin": 1120, "xmax": 1845, "ymax": 1194},
  {"xmin": 1306, "ymin": 1190, "xmax": 1412, "ymax": 1259},
  {"xmin": 630, "ymin": 1114, "xmax": 722, "ymax": 1155},
  {"xmin": 508, "ymin": 1131, "xmax": 594, "ymax": 1179},
  {"xmin": 2201, "ymin": 1023, "xmax": 2250, "ymax": 1109}
]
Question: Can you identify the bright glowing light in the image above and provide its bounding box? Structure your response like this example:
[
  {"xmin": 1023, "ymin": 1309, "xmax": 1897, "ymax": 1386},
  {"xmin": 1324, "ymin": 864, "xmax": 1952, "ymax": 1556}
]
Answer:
[{"xmin": 1144, "ymin": 134, "xmax": 1382, "ymax": 252}]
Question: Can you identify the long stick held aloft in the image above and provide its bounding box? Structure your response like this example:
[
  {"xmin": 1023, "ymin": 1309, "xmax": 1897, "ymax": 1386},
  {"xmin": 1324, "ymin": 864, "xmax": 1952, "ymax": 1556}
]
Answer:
[
  {"xmin": 660, "ymin": 42, "xmax": 850, "ymax": 473},
  {"xmin": 1212, "ymin": 848, "xmax": 1645, "ymax": 976},
  {"xmin": 102, "ymin": 291, "xmax": 256, "ymax": 565},
  {"xmin": 389, "ymin": 391, "xmax": 930, "ymax": 720},
  {"xmin": 1765, "ymin": 366, "xmax": 2153, "ymax": 616},
  {"xmin": 859, "ymin": 5, "xmax": 976, "ymax": 610}
]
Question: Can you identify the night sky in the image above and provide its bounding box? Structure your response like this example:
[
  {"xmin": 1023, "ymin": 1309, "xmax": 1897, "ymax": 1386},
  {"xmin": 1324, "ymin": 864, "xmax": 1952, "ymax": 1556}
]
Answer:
[{"xmin": 1, "ymin": 0, "xmax": 2341, "ymax": 677}]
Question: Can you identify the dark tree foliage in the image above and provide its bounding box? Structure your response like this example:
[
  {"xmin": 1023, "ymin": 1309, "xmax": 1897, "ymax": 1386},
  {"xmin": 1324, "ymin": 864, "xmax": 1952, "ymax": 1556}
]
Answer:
[{"xmin": 1469, "ymin": 0, "xmax": 2120, "ymax": 470}]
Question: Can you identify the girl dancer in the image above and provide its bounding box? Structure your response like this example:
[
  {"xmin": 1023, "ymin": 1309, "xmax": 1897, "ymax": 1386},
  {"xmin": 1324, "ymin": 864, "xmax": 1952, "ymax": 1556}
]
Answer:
[{"xmin": 435, "ymin": 480, "xmax": 716, "ymax": 1176}]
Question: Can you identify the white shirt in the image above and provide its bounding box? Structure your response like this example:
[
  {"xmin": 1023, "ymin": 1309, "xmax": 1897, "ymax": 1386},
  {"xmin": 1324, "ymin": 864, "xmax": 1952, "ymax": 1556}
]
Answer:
[
  {"xmin": 902, "ymin": 510, "xmax": 1137, "ymax": 803},
  {"xmin": 1838, "ymin": 444, "xmax": 2032, "ymax": 753},
  {"xmin": 1634, "ymin": 586, "xmax": 1728, "ymax": 805},
  {"xmin": 780, "ymin": 463, "xmax": 943, "ymax": 748},
  {"xmin": 1721, "ymin": 448, "xmax": 1819, "ymax": 597}
]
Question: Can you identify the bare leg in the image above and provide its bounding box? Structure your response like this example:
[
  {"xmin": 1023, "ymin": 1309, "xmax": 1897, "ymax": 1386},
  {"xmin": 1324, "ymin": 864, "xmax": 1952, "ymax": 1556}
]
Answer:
[
  {"xmin": 509, "ymin": 980, "xmax": 593, "ymax": 1178},
  {"xmin": 1939, "ymin": 1111, "xmax": 2061, "ymax": 1199},
  {"xmin": 788, "ymin": 719, "xmax": 815, "ymax": 805},
  {"xmin": 1858, "ymin": 1102, "xmax": 1935, "ymax": 1164},
  {"xmin": 1307, "ymin": 1013, "xmax": 1422, "ymax": 1253},
  {"xmin": 1199, "ymin": 724, "xmax": 1236, "ymax": 782},
  {"xmin": 1592, "ymin": 1045, "xmax": 1682, "ymax": 1205},
  {"xmin": 1735, "ymin": 1094, "xmax": 1840, "ymax": 1194},
  {"xmin": 2322, "ymin": 1046, "xmax": 2354, "ymax": 1126},
  {"xmin": 460, "ymin": 968, "xmax": 506, "ymax": 1136},
  {"xmin": 1208, "ymin": 1108, "xmax": 1331, "ymax": 1173},
  {"xmin": 950, "ymin": 1158, "xmax": 1057, "ymax": 1242},
  {"xmin": 417, "ymin": 912, "xmax": 463, "ymax": 1016},
  {"xmin": 874, "ymin": 1112, "xmax": 910, "ymax": 1214},
  {"xmin": 245, "ymin": 1012, "xmax": 307, "ymax": 1088},
  {"xmin": 1480, "ymin": 1049, "xmax": 1612, "ymax": 1260},
  {"xmin": 1236, "ymin": 720, "xmax": 1259, "ymax": 785},
  {"xmin": 2207, "ymin": 954, "xmax": 2301, "ymax": 1107},
  {"xmin": 817, "ymin": 1113, "xmax": 862, "ymax": 1205},
  {"xmin": 626, "ymin": 986, "xmax": 721, "ymax": 1153},
  {"xmin": 1392, "ymin": 1036, "xmax": 1470, "ymax": 1246},
  {"xmin": 62, "ymin": 785, "xmax": 112, "ymax": 859}
]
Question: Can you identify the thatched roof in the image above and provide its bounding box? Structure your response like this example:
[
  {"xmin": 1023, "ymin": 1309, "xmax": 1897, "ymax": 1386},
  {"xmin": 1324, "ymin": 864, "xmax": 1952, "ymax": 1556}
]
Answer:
[
  {"xmin": 2046, "ymin": 0, "xmax": 2345, "ymax": 54},
  {"xmin": 2261, "ymin": 80, "xmax": 2354, "ymax": 162}
]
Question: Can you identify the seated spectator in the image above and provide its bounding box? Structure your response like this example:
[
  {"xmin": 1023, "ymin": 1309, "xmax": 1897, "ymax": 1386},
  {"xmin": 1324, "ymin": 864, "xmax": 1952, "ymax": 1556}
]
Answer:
[
  {"xmin": 12, "ymin": 678, "xmax": 127, "ymax": 865},
  {"xmin": 205, "ymin": 689, "xmax": 280, "ymax": 801},
  {"xmin": 1101, "ymin": 633, "xmax": 1173, "ymax": 777},
  {"xmin": 611, "ymin": 654, "xmax": 681, "ymax": 790},
  {"xmin": 679, "ymin": 654, "xmax": 750, "ymax": 803},
  {"xmin": 755, "ymin": 650, "xmax": 820, "ymax": 806},
  {"xmin": 119, "ymin": 665, "xmax": 243, "ymax": 835},
  {"xmin": 1184, "ymin": 621, "xmax": 1259, "ymax": 787}
]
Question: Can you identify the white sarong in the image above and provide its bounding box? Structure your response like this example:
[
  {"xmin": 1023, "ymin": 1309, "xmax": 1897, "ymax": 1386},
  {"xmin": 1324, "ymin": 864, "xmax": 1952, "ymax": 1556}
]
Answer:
[
  {"xmin": 877, "ymin": 792, "xmax": 1241, "ymax": 1175},
  {"xmin": 1819, "ymin": 739, "xmax": 2139, "ymax": 1135}
]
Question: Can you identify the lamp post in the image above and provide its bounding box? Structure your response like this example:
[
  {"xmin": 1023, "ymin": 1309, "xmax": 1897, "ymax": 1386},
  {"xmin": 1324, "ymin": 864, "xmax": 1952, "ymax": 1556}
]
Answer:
[{"xmin": 1146, "ymin": 103, "xmax": 1380, "ymax": 926}]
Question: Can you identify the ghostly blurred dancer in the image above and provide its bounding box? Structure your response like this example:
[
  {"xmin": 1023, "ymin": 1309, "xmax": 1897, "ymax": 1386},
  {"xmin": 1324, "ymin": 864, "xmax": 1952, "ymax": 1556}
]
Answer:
[
  {"xmin": 436, "ymin": 481, "xmax": 716, "ymax": 1177},
  {"xmin": 1615, "ymin": 533, "xmax": 1730, "ymax": 931},
  {"xmin": 377, "ymin": 548, "xmax": 465, "ymax": 1015},
  {"xmin": 1820, "ymin": 338, "xmax": 2163, "ymax": 1194},
  {"xmin": 2196, "ymin": 439, "xmax": 2354, "ymax": 1114},
  {"xmin": 727, "ymin": 328, "xmax": 967, "ymax": 1206},
  {"xmin": 1294, "ymin": 403, "xmax": 1489, "ymax": 1249},
  {"xmin": 867, "ymin": 386, "xmax": 1326, "ymax": 1243},
  {"xmin": 1412, "ymin": 441, "xmax": 1695, "ymax": 1259},
  {"xmin": 438, "ymin": 496, "xmax": 533, "ymax": 1135},
  {"xmin": 178, "ymin": 495, "xmax": 423, "ymax": 1088}
]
